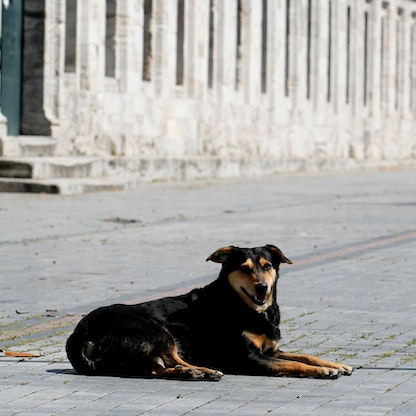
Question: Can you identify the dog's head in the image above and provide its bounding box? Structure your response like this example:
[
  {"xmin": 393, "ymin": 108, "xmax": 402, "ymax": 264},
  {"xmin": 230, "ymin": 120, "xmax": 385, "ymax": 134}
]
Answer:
[{"xmin": 207, "ymin": 245, "xmax": 292, "ymax": 312}]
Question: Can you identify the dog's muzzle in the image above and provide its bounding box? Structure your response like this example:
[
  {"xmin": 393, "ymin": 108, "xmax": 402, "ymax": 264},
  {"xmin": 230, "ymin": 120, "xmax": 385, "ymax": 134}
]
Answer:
[
  {"xmin": 255, "ymin": 283, "xmax": 268, "ymax": 299},
  {"xmin": 241, "ymin": 284, "xmax": 268, "ymax": 306}
]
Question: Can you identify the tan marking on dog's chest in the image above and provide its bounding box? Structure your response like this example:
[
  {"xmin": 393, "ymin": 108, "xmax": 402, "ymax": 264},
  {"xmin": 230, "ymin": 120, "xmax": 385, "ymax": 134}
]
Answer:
[{"xmin": 243, "ymin": 331, "xmax": 279, "ymax": 355}]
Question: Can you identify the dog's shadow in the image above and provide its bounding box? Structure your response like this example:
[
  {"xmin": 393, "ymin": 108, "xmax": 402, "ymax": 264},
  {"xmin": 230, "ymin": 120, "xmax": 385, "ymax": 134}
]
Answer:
[
  {"xmin": 358, "ymin": 366, "xmax": 416, "ymax": 372},
  {"xmin": 47, "ymin": 368, "xmax": 77, "ymax": 375}
]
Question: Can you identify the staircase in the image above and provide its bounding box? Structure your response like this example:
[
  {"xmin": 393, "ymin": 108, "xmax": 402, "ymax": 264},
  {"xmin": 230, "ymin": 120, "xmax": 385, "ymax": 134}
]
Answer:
[{"xmin": 0, "ymin": 136, "xmax": 141, "ymax": 194}]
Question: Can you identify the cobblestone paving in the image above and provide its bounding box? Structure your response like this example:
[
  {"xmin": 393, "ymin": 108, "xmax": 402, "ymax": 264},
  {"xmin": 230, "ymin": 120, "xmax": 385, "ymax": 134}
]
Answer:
[{"xmin": 1, "ymin": 168, "xmax": 415, "ymax": 415}]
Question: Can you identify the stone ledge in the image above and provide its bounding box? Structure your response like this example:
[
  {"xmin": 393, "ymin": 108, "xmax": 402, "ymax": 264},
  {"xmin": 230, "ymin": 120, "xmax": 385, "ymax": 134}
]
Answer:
[
  {"xmin": 0, "ymin": 160, "xmax": 33, "ymax": 178},
  {"xmin": 0, "ymin": 156, "xmax": 414, "ymax": 194},
  {"xmin": 1, "ymin": 136, "xmax": 57, "ymax": 157},
  {"xmin": 0, "ymin": 177, "xmax": 141, "ymax": 195}
]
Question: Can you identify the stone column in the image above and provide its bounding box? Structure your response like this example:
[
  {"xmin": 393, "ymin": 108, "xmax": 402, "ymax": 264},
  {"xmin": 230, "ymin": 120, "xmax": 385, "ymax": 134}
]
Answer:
[
  {"xmin": 153, "ymin": 0, "xmax": 177, "ymax": 97},
  {"xmin": 383, "ymin": 2, "xmax": 397, "ymax": 117},
  {"xmin": 410, "ymin": 14, "xmax": 416, "ymax": 114},
  {"xmin": 43, "ymin": 0, "xmax": 65, "ymax": 132},
  {"xmin": 368, "ymin": 0, "xmax": 382, "ymax": 119},
  {"xmin": 312, "ymin": 0, "xmax": 330, "ymax": 113},
  {"xmin": 287, "ymin": 0, "xmax": 308, "ymax": 109},
  {"xmin": 114, "ymin": 0, "xmax": 130, "ymax": 93},
  {"xmin": 79, "ymin": 1, "xmax": 105, "ymax": 91},
  {"xmin": 215, "ymin": 0, "xmax": 237, "ymax": 103},
  {"xmin": 184, "ymin": 0, "xmax": 209, "ymax": 99},
  {"xmin": 243, "ymin": 0, "xmax": 262, "ymax": 104},
  {"xmin": 268, "ymin": 0, "xmax": 287, "ymax": 127},
  {"xmin": 399, "ymin": 4, "xmax": 411, "ymax": 119}
]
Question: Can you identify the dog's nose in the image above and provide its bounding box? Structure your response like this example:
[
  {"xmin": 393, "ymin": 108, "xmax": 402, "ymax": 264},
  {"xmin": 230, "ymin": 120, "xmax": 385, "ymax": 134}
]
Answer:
[{"xmin": 255, "ymin": 283, "xmax": 268, "ymax": 298}]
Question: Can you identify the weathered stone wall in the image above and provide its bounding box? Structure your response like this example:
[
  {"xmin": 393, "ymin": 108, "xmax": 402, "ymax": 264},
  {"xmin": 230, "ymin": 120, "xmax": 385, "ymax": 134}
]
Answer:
[{"xmin": 39, "ymin": 0, "xmax": 416, "ymax": 169}]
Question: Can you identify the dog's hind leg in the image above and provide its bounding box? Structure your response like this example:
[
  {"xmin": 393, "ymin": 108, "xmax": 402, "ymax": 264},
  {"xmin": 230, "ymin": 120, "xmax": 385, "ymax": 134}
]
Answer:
[
  {"xmin": 67, "ymin": 305, "xmax": 223, "ymax": 380},
  {"xmin": 152, "ymin": 343, "xmax": 223, "ymax": 381},
  {"xmin": 153, "ymin": 364, "xmax": 205, "ymax": 380}
]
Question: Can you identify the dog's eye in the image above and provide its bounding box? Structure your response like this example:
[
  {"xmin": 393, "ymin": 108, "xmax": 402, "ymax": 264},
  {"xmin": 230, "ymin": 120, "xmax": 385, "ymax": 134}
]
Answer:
[
  {"xmin": 263, "ymin": 264, "xmax": 272, "ymax": 271},
  {"xmin": 240, "ymin": 266, "xmax": 252, "ymax": 275}
]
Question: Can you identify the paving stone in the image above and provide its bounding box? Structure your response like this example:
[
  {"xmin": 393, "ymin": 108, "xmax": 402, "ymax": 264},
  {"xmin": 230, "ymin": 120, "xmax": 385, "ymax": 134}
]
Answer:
[{"xmin": 1, "ymin": 168, "xmax": 416, "ymax": 415}]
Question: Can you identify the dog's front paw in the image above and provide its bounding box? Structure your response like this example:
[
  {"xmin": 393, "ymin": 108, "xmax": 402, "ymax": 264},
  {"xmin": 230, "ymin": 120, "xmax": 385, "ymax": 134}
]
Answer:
[
  {"xmin": 337, "ymin": 363, "xmax": 354, "ymax": 376},
  {"xmin": 317, "ymin": 367, "xmax": 342, "ymax": 379},
  {"xmin": 317, "ymin": 364, "xmax": 354, "ymax": 379}
]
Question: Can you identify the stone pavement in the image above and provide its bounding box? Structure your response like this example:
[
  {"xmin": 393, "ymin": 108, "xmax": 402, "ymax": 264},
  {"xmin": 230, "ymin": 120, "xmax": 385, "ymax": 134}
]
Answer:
[{"xmin": 0, "ymin": 167, "xmax": 415, "ymax": 415}]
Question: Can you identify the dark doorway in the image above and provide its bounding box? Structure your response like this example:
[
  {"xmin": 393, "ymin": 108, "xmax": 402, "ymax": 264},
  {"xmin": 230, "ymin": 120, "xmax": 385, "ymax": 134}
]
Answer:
[
  {"xmin": 20, "ymin": 0, "xmax": 50, "ymax": 135},
  {"xmin": 1, "ymin": 0, "xmax": 50, "ymax": 136},
  {"xmin": 1, "ymin": 0, "xmax": 23, "ymax": 135}
]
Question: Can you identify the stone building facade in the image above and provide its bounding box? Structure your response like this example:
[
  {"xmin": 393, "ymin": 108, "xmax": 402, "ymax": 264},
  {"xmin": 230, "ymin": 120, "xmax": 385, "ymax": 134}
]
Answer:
[{"xmin": 1, "ymin": 0, "xmax": 416, "ymax": 183}]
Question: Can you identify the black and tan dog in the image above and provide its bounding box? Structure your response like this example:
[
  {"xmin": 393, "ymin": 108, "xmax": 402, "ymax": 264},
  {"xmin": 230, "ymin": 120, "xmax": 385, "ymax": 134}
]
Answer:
[{"xmin": 66, "ymin": 245, "xmax": 353, "ymax": 380}]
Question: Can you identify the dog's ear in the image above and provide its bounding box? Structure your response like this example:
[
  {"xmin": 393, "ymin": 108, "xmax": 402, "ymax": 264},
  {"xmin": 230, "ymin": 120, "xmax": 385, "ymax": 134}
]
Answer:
[
  {"xmin": 206, "ymin": 246, "xmax": 234, "ymax": 263},
  {"xmin": 264, "ymin": 244, "xmax": 293, "ymax": 265}
]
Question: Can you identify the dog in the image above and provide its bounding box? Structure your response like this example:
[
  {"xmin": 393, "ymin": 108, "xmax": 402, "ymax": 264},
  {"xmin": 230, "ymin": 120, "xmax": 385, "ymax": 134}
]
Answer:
[{"xmin": 66, "ymin": 244, "xmax": 353, "ymax": 380}]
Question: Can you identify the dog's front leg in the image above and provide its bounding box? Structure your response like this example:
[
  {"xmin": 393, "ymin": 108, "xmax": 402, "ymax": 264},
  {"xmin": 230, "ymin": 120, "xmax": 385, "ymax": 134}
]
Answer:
[
  {"xmin": 278, "ymin": 351, "xmax": 353, "ymax": 376},
  {"xmin": 247, "ymin": 352, "xmax": 343, "ymax": 379},
  {"xmin": 243, "ymin": 332, "xmax": 348, "ymax": 378}
]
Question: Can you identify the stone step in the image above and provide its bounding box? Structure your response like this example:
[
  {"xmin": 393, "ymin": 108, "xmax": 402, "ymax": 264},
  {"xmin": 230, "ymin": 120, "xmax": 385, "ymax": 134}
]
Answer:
[
  {"xmin": 0, "ymin": 177, "xmax": 141, "ymax": 195},
  {"xmin": 0, "ymin": 156, "xmax": 245, "ymax": 181},
  {"xmin": 0, "ymin": 160, "xmax": 33, "ymax": 178},
  {"xmin": 0, "ymin": 155, "xmax": 289, "ymax": 194},
  {"xmin": 1, "ymin": 136, "xmax": 57, "ymax": 157},
  {"xmin": 0, "ymin": 157, "xmax": 113, "ymax": 179}
]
